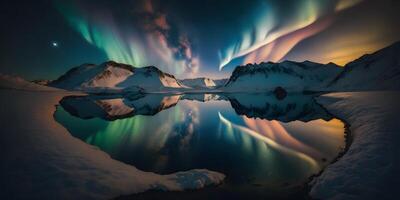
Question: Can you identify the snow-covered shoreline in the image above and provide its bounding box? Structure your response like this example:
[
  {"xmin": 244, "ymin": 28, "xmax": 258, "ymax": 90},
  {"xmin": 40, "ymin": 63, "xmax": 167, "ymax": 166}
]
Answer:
[
  {"xmin": 2, "ymin": 72, "xmax": 399, "ymax": 200},
  {"xmin": 310, "ymin": 91, "xmax": 400, "ymax": 199},
  {"xmin": 0, "ymin": 88, "xmax": 224, "ymax": 200}
]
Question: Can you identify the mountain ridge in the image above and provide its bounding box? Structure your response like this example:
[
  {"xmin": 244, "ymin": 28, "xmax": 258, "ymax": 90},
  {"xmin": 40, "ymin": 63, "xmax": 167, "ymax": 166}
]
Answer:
[
  {"xmin": 50, "ymin": 61, "xmax": 184, "ymax": 92},
  {"xmin": 223, "ymin": 60, "xmax": 342, "ymax": 92},
  {"xmin": 44, "ymin": 41, "xmax": 400, "ymax": 93}
]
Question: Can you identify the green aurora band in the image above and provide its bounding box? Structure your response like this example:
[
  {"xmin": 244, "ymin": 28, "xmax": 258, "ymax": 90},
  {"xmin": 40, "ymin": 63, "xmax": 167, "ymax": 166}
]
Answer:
[{"xmin": 55, "ymin": 1, "xmax": 146, "ymax": 67}]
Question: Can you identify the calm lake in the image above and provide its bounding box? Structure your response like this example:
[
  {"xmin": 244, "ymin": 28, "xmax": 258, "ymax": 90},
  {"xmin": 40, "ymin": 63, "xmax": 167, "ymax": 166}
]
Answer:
[{"xmin": 54, "ymin": 92, "xmax": 345, "ymax": 198}]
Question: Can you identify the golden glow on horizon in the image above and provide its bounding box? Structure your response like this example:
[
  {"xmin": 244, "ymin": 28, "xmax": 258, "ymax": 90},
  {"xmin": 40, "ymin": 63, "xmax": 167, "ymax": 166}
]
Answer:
[{"xmin": 293, "ymin": 29, "xmax": 396, "ymax": 66}]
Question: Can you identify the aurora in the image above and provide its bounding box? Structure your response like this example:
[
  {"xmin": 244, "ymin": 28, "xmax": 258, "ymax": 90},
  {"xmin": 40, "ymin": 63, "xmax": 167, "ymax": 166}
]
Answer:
[{"xmin": 3, "ymin": 0, "xmax": 398, "ymax": 80}]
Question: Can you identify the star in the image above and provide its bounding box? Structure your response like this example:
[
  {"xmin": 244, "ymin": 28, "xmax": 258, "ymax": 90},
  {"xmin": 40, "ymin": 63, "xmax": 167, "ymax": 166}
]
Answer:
[{"xmin": 52, "ymin": 41, "xmax": 58, "ymax": 47}]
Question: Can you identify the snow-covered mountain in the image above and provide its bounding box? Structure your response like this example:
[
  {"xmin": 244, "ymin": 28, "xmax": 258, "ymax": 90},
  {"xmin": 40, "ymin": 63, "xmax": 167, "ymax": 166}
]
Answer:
[
  {"xmin": 180, "ymin": 77, "xmax": 217, "ymax": 89},
  {"xmin": 50, "ymin": 61, "xmax": 184, "ymax": 92},
  {"xmin": 223, "ymin": 61, "xmax": 342, "ymax": 92},
  {"xmin": 328, "ymin": 41, "xmax": 400, "ymax": 91}
]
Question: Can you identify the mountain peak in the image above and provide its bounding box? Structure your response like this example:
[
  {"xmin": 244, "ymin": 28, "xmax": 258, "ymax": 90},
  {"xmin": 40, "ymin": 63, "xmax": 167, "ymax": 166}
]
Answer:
[{"xmin": 50, "ymin": 62, "xmax": 183, "ymax": 91}]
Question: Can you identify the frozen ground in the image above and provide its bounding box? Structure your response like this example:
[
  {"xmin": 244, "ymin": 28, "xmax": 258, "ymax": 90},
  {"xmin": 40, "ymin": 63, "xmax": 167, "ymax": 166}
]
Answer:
[
  {"xmin": 0, "ymin": 78, "xmax": 224, "ymax": 200},
  {"xmin": 310, "ymin": 91, "xmax": 400, "ymax": 199}
]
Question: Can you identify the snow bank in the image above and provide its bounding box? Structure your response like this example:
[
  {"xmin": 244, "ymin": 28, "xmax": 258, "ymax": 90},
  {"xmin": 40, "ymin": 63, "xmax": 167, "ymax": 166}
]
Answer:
[
  {"xmin": 0, "ymin": 87, "xmax": 224, "ymax": 199},
  {"xmin": 310, "ymin": 91, "xmax": 400, "ymax": 199}
]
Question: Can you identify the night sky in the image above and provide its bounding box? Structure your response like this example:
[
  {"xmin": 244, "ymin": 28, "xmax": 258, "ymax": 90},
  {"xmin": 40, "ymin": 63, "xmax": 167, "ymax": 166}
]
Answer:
[{"xmin": 1, "ymin": 0, "xmax": 400, "ymax": 80}]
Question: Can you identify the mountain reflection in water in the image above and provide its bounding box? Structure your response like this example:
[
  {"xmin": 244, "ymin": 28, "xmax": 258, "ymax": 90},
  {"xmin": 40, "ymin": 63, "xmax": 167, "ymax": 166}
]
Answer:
[{"xmin": 55, "ymin": 92, "xmax": 345, "ymax": 189}]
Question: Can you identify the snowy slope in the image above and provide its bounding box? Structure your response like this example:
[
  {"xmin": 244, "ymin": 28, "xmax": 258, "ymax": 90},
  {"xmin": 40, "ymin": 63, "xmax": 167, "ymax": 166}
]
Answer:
[
  {"xmin": 223, "ymin": 61, "xmax": 342, "ymax": 92},
  {"xmin": 180, "ymin": 77, "xmax": 217, "ymax": 89},
  {"xmin": 50, "ymin": 61, "xmax": 183, "ymax": 91},
  {"xmin": 328, "ymin": 41, "xmax": 400, "ymax": 91},
  {"xmin": 310, "ymin": 92, "xmax": 400, "ymax": 199}
]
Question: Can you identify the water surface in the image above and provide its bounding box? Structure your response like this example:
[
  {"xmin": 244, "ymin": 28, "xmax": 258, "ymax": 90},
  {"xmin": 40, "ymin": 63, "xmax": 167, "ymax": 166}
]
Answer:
[{"xmin": 54, "ymin": 92, "xmax": 345, "ymax": 198}]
